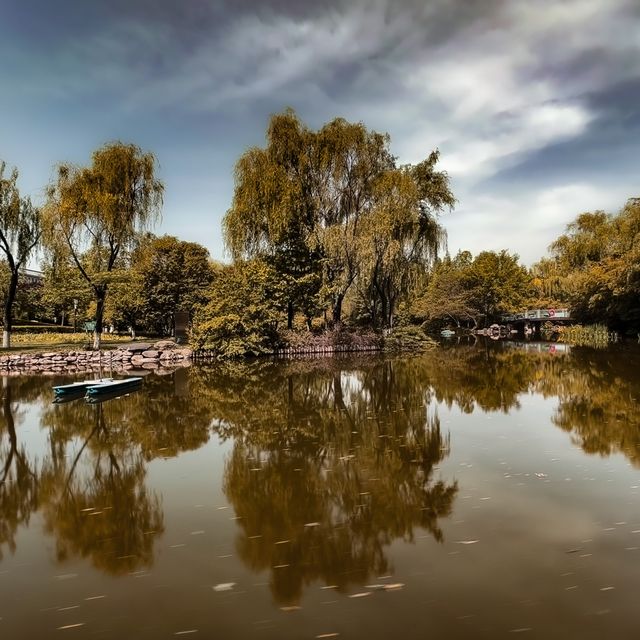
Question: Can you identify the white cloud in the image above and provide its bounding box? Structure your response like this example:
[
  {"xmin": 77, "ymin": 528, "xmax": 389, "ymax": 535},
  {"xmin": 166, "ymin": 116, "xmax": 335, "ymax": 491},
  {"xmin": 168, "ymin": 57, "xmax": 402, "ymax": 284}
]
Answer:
[{"xmin": 444, "ymin": 182, "xmax": 629, "ymax": 265}]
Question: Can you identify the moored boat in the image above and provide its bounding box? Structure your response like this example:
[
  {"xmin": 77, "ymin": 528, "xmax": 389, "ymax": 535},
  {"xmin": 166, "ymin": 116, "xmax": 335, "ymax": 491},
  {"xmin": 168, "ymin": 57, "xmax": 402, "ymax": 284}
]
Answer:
[
  {"xmin": 53, "ymin": 378, "xmax": 113, "ymax": 396},
  {"xmin": 85, "ymin": 377, "xmax": 143, "ymax": 397}
]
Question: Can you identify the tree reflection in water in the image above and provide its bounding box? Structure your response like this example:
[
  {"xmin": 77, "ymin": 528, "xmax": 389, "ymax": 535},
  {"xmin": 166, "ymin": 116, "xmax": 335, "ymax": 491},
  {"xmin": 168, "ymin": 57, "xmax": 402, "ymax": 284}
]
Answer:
[
  {"xmin": 1, "ymin": 341, "xmax": 639, "ymax": 591},
  {"xmin": 0, "ymin": 378, "xmax": 39, "ymax": 560},
  {"xmin": 213, "ymin": 359, "xmax": 458, "ymax": 605}
]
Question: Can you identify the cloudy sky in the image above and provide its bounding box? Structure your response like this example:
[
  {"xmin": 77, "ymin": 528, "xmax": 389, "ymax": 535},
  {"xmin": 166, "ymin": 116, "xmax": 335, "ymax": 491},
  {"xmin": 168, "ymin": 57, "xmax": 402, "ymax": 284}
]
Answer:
[{"xmin": 1, "ymin": 0, "xmax": 639, "ymax": 264}]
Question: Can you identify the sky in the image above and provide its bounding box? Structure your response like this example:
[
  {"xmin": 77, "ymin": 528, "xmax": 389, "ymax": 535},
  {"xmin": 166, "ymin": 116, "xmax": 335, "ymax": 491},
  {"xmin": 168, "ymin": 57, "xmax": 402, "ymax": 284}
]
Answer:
[{"xmin": 1, "ymin": 0, "xmax": 639, "ymax": 265}]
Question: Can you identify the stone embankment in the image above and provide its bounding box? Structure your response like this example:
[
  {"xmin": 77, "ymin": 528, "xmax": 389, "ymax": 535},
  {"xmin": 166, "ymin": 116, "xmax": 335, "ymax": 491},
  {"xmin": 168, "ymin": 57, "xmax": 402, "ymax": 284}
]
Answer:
[{"xmin": 0, "ymin": 340, "xmax": 192, "ymax": 373}]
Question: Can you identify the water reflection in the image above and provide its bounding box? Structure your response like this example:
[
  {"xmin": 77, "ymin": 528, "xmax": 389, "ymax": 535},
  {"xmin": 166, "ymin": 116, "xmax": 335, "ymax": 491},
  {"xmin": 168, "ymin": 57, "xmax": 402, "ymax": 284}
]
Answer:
[
  {"xmin": 0, "ymin": 378, "xmax": 39, "ymax": 561},
  {"xmin": 1, "ymin": 341, "xmax": 639, "ymax": 592},
  {"xmin": 217, "ymin": 361, "xmax": 457, "ymax": 604}
]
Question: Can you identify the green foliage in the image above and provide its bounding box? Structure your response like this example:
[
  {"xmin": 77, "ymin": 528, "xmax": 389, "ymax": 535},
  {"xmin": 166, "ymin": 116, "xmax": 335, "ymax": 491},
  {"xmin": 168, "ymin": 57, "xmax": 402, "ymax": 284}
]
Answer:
[
  {"xmin": 383, "ymin": 325, "xmax": 437, "ymax": 352},
  {"xmin": 128, "ymin": 234, "xmax": 215, "ymax": 335},
  {"xmin": 414, "ymin": 250, "xmax": 530, "ymax": 329},
  {"xmin": 44, "ymin": 142, "xmax": 163, "ymax": 348},
  {"xmin": 464, "ymin": 250, "xmax": 532, "ymax": 318},
  {"xmin": 0, "ymin": 160, "xmax": 42, "ymax": 346},
  {"xmin": 542, "ymin": 199, "xmax": 640, "ymax": 331},
  {"xmin": 557, "ymin": 324, "xmax": 611, "ymax": 347},
  {"xmin": 412, "ymin": 251, "xmax": 478, "ymax": 329},
  {"xmin": 223, "ymin": 109, "xmax": 452, "ymax": 327},
  {"xmin": 190, "ymin": 259, "xmax": 285, "ymax": 357}
]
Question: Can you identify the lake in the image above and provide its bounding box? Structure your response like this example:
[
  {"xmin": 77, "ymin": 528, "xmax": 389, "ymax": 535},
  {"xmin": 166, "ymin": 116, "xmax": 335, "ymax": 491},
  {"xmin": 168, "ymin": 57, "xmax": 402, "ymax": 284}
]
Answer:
[{"xmin": 1, "ymin": 340, "xmax": 639, "ymax": 639}]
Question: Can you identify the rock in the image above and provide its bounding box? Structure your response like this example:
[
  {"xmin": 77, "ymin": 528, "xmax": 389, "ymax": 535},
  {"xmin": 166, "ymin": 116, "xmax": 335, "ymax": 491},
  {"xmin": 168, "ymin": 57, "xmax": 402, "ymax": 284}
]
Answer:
[
  {"xmin": 131, "ymin": 355, "xmax": 145, "ymax": 365},
  {"xmin": 141, "ymin": 350, "xmax": 159, "ymax": 359},
  {"xmin": 154, "ymin": 340, "xmax": 179, "ymax": 351}
]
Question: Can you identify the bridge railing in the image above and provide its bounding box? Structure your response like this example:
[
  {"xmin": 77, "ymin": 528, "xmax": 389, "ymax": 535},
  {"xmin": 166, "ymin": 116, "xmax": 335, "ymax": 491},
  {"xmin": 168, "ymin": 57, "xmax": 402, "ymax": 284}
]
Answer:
[{"xmin": 501, "ymin": 308, "xmax": 571, "ymax": 322}]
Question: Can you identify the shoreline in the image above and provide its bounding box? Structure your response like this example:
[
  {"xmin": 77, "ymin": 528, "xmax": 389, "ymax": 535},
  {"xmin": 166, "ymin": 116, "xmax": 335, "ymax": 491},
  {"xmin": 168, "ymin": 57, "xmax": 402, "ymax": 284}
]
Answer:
[{"xmin": 0, "ymin": 340, "xmax": 193, "ymax": 373}]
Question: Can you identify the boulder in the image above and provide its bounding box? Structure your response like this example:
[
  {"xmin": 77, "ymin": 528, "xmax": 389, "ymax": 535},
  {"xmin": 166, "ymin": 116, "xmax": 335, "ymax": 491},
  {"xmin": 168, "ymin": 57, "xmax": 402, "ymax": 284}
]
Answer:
[
  {"xmin": 141, "ymin": 350, "xmax": 159, "ymax": 359},
  {"xmin": 154, "ymin": 340, "xmax": 179, "ymax": 351}
]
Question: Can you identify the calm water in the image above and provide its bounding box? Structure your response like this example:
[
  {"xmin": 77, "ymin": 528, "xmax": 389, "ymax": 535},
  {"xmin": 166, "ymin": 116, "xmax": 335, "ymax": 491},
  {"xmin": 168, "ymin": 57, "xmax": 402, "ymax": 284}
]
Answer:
[{"xmin": 1, "ymin": 341, "xmax": 639, "ymax": 639}]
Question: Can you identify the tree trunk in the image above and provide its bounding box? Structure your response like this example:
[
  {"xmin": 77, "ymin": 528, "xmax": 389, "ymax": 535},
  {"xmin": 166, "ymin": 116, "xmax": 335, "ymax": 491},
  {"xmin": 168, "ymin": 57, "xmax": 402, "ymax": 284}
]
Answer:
[
  {"xmin": 380, "ymin": 294, "xmax": 389, "ymax": 331},
  {"xmin": 332, "ymin": 293, "xmax": 344, "ymax": 326},
  {"xmin": 93, "ymin": 289, "xmax": 106, "ymax": 351},
  {"xmin": 2, "ymin": 269, "xmax": 19, "ymax": 348},
  {"xmin": 287, "ymin": 300, "xmax": 294, "ymax": 330}
]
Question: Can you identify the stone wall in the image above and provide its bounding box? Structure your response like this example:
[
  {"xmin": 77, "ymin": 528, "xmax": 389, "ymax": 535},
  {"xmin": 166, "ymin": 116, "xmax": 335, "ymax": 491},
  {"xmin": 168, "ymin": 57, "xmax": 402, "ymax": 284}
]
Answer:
[{"xmin": 0, "ymin": 340, "xmax": 192, "ymax": 374}]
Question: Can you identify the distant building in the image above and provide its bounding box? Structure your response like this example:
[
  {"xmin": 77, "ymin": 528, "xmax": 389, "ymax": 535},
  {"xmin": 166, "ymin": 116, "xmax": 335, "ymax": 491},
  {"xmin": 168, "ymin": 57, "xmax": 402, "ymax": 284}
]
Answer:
[{"xmin": 19, "ymin": 268, "xmax": 44, "ymax": 286}]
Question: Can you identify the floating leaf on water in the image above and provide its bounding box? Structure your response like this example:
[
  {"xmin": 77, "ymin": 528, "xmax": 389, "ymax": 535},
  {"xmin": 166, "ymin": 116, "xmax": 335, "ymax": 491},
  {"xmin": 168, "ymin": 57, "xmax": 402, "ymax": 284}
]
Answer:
[
  {"xmin": 321, "ymin": 585, "xmax": 338, "ymax": 590},
  {"xmin": 57, "ymin": 623, "xmax": 85, "ymax": 630},
  {"xmin": 348, "ymin": 592, "xmax": 372, "ymax": 598},
  {"xmin": 455, "ymin": 540, "xmax": 479, "ymax": 545},
  {"xmin": 174, "ymin": 631, "xmax": 199, "ymax": 635},
  {"xmin": 213, "ymin": 583, "xmax": 236, "ymax": 592},
  {"xmin": 84, "ymin": 595, "xmax": 106, "ymax": 601},
  {"xmin": 600, "ymin": 586, "xmax": 615, "ymax": 591},
  {"xmin": 304, "ymin": 522, "xmax": 320, "ymax": 528},
  {"xmin": 316, "ymin": 634, "xmax": 340, "ymax": 638},
  {"xmin": 190, "ymin": 531, "xmax": 205, "ymax": 535},
  {"xmin": 280, "ymin": 606, "xmax": 301, "ymax": 612}
]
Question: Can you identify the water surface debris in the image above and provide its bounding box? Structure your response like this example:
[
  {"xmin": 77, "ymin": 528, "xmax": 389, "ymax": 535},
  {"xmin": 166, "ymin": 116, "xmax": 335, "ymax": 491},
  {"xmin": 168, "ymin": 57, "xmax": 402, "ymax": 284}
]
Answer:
[
  {"xmin": 213, "ymin": 582, "xmax": 236, "ymax": 592},
  {"xmin": 57, "ymin": 623, "xmax": 85, "ymax": 630}
]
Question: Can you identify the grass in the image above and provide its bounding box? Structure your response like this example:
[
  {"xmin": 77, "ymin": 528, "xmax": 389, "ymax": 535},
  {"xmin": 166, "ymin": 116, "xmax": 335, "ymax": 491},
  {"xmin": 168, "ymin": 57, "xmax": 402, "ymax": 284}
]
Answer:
[
  {"xmin": 1, "ymin": 332, "xmax": 149, "ymax": 353},
  {"xmin": 557, "ymin": 324, "xmax": 612, "ymax": 347}
]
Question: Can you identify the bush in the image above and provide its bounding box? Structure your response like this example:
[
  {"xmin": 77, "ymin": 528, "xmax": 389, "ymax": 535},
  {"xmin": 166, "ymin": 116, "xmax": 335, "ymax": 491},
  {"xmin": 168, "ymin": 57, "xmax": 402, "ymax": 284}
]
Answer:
[{"xmin": 383, "ymin": 325, "xmax": 437, "ymax": 352}]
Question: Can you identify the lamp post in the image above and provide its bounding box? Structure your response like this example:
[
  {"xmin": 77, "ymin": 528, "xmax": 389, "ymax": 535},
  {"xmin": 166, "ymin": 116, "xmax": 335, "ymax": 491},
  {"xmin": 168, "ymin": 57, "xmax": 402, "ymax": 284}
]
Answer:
[{"xmin": 73, "ymin": 299, "xmax": 78, "ymax": 333}]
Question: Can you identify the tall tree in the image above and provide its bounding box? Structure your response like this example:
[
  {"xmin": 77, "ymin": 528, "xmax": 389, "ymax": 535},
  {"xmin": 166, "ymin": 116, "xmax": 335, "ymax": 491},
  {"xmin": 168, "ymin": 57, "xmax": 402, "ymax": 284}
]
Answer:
[
  {"xmin": 44, "ymin": 142, "xmax": 163, "ymax": 349},
  {"xmin": 359, "ymin": 153, "xmax": 453, "ymax": 328},
  {"xmin": 465, "ymin": 250, "xmax": 531, "ymax": 321},
  {"xmin": 0, "ymin": 162, "xmax": 42, "ymax": 347},
  {"xmin": 133, "ymin": 234, "xmax": 215, "ymax": 336},
  {"xmin": 547, "ymin": 199, "xmax": 640, "ymax": 330},
  {"xmin": 223, "ymin": 109, "xmax": 451, "ymax": 325}
]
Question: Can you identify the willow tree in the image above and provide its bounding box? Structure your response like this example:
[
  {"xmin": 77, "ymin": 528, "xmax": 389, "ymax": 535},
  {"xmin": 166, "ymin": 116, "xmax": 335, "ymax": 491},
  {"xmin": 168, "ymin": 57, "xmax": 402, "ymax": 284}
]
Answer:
[
  {"xmin": 44, "ymin": 143, "xmax": 163, "ymax": 349},
  {"xmin": 359, "ymin": 152, "xmax": 453, "ymax": 328},
  {"xmin": 223, "ymin": 109, "xmax": 396, "ymax": 325},
  {"xmin": 0, "ymin": 161, "xmax": 42, "ymax": 348}
]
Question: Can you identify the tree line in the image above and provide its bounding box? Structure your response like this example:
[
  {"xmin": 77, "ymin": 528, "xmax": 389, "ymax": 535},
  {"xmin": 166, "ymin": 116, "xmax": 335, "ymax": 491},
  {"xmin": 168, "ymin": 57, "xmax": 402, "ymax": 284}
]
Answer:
[{"xmin": 1, "ymin": 110, "xmax": 638, "ymax": 353}]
